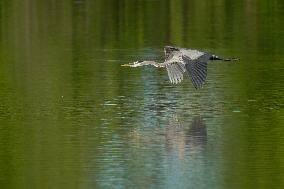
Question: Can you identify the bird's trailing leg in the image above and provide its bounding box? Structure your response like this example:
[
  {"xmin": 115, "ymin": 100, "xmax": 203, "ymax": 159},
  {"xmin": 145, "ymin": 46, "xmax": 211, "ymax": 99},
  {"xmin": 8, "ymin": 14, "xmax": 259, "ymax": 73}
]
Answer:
[
  {"xmin": 210, "ymin": 55, "xmax": 239, "ymax": 62},
  {"xmin": 222, "ymin": 57, "xmax": 239, "ymax": 61}
]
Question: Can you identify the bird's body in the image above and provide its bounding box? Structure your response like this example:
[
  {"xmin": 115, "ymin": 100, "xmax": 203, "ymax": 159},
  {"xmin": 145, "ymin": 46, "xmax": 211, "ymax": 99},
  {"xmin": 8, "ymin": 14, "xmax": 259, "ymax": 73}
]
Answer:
[{"xmin": 122, "ymin": 46, "xmax": 238, "ymax": 89}]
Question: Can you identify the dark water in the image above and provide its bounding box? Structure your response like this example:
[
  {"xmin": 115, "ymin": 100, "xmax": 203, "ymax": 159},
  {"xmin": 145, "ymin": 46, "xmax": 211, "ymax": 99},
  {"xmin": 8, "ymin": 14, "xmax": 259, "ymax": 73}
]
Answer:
[{"xmin": 0, "ymin": 1, "xmax": 284, "ymax": 188}]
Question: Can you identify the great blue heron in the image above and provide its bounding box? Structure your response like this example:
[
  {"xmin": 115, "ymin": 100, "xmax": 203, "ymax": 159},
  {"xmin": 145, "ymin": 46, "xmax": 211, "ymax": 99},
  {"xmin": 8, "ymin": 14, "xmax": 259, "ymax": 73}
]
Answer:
[{"xmin": 121, "ymin": 46, "xmax": 238, "ymax": 89}]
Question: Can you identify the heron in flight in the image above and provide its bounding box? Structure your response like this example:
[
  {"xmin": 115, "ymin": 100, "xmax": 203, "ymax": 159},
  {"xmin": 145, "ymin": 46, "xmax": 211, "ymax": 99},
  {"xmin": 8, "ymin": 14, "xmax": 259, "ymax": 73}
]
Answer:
[{"xmin": 121, "ymin": 46, "xmax": 238, "ymax": 89}]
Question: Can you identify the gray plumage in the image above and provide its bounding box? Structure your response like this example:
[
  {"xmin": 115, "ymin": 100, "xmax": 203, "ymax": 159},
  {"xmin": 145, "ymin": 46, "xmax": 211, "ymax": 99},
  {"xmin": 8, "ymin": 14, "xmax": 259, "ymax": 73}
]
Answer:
[{"xmin": 121, "ymin": 46, "xmax": 238, "ymax": 89}]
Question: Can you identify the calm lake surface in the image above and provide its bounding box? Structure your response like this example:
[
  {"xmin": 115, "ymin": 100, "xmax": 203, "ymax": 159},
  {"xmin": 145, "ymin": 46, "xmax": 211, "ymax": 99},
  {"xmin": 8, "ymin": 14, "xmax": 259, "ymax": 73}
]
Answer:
[{"xmin": 0, "ymin": 1, "xmax": 284, "ymax": 188}]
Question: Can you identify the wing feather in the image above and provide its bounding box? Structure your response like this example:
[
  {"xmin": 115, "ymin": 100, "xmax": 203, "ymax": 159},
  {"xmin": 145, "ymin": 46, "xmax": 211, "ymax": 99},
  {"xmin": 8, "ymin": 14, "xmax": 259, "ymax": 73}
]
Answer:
[
  {"xmin": 183, "ymin": 54, "xmax": 210, "ymax": 89},
  {"xmin": 166, "ymin": 62, "xmax": 186, "ymax": 84}
]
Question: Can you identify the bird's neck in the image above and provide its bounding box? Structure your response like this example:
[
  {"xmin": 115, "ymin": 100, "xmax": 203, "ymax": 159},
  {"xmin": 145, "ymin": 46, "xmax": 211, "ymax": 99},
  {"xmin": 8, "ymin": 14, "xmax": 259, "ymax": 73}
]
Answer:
[{"xmin": 144, "ymin": 61, "xmax": 162, "ymax": 67}]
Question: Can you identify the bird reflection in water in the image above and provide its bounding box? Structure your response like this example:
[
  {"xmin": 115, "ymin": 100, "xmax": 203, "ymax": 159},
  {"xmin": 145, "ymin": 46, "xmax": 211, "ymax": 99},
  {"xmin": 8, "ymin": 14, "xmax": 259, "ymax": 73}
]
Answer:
[{"xmin": 165, "ymin": 115, "xmax": 207, "ymax": 159}]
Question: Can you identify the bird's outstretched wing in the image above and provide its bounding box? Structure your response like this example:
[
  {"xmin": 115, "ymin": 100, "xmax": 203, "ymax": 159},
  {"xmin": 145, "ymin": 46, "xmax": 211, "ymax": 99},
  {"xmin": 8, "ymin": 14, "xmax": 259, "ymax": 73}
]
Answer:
[
  {"xmin": 166, "ymin": 62, "xmax": 186, "ymax": 84},
  {"xmin": 183, "ymin": 54, "xmax": 210, "ymax": 89}
]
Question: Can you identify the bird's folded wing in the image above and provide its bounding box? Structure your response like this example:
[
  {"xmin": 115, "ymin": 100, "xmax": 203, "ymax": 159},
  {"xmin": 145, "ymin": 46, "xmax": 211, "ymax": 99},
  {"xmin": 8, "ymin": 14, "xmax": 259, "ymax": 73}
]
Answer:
[
  {"xmin": 166, "ymin": 62, "xmax": 186, "ymax": 84},
  {"xmin": 183, "ymin": 54, "xmax": 210, "ymax": 89}
]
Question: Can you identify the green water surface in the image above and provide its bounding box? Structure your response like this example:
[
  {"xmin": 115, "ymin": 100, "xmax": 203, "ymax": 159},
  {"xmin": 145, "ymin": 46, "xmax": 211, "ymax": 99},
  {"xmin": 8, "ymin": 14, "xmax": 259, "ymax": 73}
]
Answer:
[{"xmin": 0, "ymin": 1, "xmax": 284, "ymax": 189}]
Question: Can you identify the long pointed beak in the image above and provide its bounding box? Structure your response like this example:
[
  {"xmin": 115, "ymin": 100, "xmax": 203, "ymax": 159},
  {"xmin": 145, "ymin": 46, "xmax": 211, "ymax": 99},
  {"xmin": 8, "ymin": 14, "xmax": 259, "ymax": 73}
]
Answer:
[
  {"xmin": 121, "ymin": 61, "xmax": 139, "ymax": 67},
  {"xmin": 121, "ymin": 63, "xmax": 130, "ymax": 66}
]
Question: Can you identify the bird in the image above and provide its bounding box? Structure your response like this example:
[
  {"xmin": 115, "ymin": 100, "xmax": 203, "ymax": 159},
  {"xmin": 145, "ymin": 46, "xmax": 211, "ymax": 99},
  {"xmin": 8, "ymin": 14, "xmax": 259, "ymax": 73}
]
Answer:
[{"xmin": 121, "ymin": 46, "xmax": 238, "ymax": 89}]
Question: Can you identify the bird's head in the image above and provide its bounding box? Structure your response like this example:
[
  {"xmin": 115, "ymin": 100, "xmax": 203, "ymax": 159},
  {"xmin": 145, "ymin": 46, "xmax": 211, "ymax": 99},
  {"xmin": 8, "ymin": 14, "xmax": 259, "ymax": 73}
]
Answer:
[{"xmin": 121, "ymin": 60, "xmax": 144, "ymax": 67}]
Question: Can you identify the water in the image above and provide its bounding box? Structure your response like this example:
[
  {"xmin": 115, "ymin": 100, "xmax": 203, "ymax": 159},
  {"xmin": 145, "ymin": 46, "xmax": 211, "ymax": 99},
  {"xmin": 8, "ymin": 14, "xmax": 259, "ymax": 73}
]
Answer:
[{"xmin": 0, "ymin": 0, "xmax": 284, "ymax": 188}]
